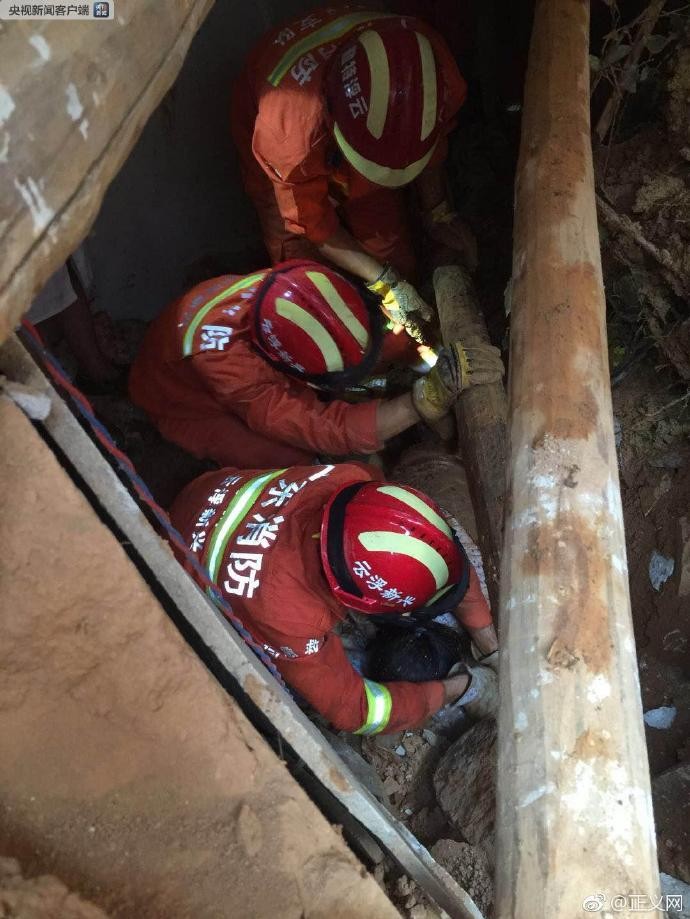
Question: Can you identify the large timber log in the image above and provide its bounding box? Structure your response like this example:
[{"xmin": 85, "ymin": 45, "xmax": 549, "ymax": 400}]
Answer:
[
  {"xmin": 495, "ymin": 1, "xmax": 660, "ymax": 915},
  {"xmin": 434, "ymin": 265, "xmax": 508, "ymax": 615}
]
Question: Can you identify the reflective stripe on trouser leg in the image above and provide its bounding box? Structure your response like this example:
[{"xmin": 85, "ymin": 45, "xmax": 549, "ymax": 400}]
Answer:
[{"xmin": 354, "ymin": 679, "xmax": 393, "ymax": 735}]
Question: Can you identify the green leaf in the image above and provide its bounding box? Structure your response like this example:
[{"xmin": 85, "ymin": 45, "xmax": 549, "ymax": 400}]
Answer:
[
  {"xmin": 645, "ymin": 34, "xmax": 670, "ymax": 54},
  {"xmin": 604, "ymin": 42, "xmax": 632, "ymax": 65}
]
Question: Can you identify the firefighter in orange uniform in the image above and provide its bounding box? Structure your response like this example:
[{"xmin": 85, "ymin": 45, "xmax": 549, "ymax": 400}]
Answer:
[
  {"xmin": 129, "ymin": 260, "xmax": 503, "ymax": 468},
  {"xmin": 232, "ymin": 5, "xmax": 477, "ymax": 335},
  {"xmin": 170, "ymin": 462, "xmax": 499, "ymax": 734}
]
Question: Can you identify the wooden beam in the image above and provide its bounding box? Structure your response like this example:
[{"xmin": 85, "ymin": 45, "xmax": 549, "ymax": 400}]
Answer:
[
  {"xmin": 434, "ymin": 265, "xmax": 508, "ymax": 615},
  {"xmin": 0, "ymin": 1, "xmax": 214, "ymax": 344},
  {"xmin": 495, "ymin": 1, "xmax": 660, "ymax": 915}
]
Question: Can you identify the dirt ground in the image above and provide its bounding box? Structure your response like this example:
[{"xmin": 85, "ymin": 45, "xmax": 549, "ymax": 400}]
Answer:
[
  {"xmin": 594, "ymin": 18, "xmax": 690, "ymax": 786},
  {"xmin": 613, "ymin": 366, "xmax": 690, "ymax": 776}
]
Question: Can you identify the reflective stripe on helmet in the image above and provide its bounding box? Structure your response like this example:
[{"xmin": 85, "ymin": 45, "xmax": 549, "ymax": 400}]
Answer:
[
  {"xmin": 358, "ymin": 531, "xmax": 449, "ymax": 590},
  {"xmin": 205, "ymin": 469, "xmax": 287, "ymax": 583},
  {"xmin": 358, "ymin": 28, "xmax": 389, "ymax": 140},
  {"xmin": 416, "ymin": 32, "xmax": 437, "ymax": 141},
  {"xmin": 182, "ymin": 271, "xmax": 268, "ymax": 357},
  {"xmin": 275, "ymin": 298, "xmax": 344, "ymax": 372},
  {"xmin": 267, "ymin": 11, "xmax": 394, "ymax": 86},
  {"xmin": 305, "ymin": 270, "xmax": 369, "ymax": 349},
  {"xmin": 376, "ymin": 485, "xmax": 452, "ymax": 538},
  {"xmin": 332, "ymin": 122, "xmax": 437, "ymax": 188},
  {"xmin": 354, "ymin": 679, "xmax": 393, "ymax": 735}
]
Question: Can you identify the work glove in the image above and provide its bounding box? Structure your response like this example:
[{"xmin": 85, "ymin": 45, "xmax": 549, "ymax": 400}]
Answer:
[
  {"xmin": 367, "ymin": 265, "xmax": 433, "ymax": 326},
  {"xmin": 454, "ymin": 663, "xmax": 498, "ymax": 720},
  {"xmin": 423, "ymin": 201, "xmax": 478, "ymax": 272},
  {"xmin": 471, "ymin": 643, "xmax": 499, "ymax": 673},
  {"xmin": 411, "ymin": 341, "xmax": 505, "ymax": 424}
]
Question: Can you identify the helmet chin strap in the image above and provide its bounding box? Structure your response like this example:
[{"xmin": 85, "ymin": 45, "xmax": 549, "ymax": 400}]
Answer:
[{"xmin": 404, "ymin": 533, "xmax": 470, "ymax": 623}]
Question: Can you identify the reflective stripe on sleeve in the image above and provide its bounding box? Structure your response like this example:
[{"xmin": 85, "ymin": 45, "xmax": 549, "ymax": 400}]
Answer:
[{"xmin": 354, "ymin": 679, "xmax": 393, "ymax": 735}]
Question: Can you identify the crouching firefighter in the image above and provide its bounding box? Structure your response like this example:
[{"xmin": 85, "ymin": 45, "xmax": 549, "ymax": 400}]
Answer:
[
  {"xmin": 231, "ymin": 6, "xmax": 478, "ymax": 340},
  {"xmin": 130, "ymin": 260, "xmax": 503, "ymax": 468},
  {"xmin": 170, "ymin": 462, "xmax": 499, "ymax": 734}
]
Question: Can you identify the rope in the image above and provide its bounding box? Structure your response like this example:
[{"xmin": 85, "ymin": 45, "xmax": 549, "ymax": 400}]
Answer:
[{"xmin": 20, "ymin": 319, "xmax": 285, "ymax": 684}]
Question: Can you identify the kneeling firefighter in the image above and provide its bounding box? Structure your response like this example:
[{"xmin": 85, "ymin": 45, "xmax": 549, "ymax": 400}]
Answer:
[
  {"xmin": 129, "ymin": 261, "xmax": 503, "ymax": 468},
  {"xmin": 170, "ymin": 462, "xmax": 498, "ymax": 735}
]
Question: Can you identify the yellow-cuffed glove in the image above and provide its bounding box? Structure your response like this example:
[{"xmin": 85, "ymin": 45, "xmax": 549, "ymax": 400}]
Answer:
[
  {"xmin": 367, "ymin": 265, "xmax": 433, "ymax": 325},
  {"xmin": 412, "ymin": 341, "xmax": 505, "ymax": 424}
]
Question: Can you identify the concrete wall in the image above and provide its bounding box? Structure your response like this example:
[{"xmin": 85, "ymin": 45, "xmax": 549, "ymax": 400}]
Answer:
[{"xmin": 87, "ymin": 0, "xmax": 313, "ymax": 321}]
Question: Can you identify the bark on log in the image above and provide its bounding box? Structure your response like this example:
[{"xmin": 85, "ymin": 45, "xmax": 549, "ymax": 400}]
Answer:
[
  {"xmin": 496, "ymin": 1, "xmax": 660, "ymax": 915},
  {"xmin": 0, "ymin": 1, "xmax": 214, "ymax": 344},
  {"xmin": 433, "ymin": 266, "xmax": 508, "ymax": 615}
]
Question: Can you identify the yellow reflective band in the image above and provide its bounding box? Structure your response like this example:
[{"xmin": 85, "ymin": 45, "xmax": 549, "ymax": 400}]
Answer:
[
  {"xmin": 182, "ymin": 271, "xmax": 268, "ymax": 357},
  {"xmin": 354, "ymin": 679, "xmax": 393, "ymax": 735},
  {"xmin": 333, "ymin": 122, "xmax": 437, "ymax": 188},
  {"xmin": 416, "ymin": 31, "xmax": 437, "ymax": 141},
  {"xmin": 306, "ymin": 270, "xmax": 369, "ymax": 350},
  {"xmin": 275, "ymin": 298, "xmax": 344, "ymax": 372},
  {"xmin": 358, "ymin": 29, "xmax": 389, "ymax": 140},
  {"xmin": 206, "ymin": 470, "xmax": 287, "ymax": 583},
  {"xmin": 267, "ymin": 11, "xmax": 394, "ymax": 87},
  {"xmin": 358, "ymin": 531, "xmax": 449, "ymax": 590},
  {"xmin": 376, "ymin": 485, "xmax": 452, "ymax": 538}
]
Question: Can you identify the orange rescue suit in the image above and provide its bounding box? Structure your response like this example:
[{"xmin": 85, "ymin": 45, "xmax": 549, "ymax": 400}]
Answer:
[
  {"xmin": 231, "ymin": 5, "xmax": 467, "ymax": 277},
  {"xmin": 170, "ymin": 462, "xmax": 493, "ymax": 734},
  {"xmin": 129, "ymin": 273, "xmax": 380, "ymax": 468}
]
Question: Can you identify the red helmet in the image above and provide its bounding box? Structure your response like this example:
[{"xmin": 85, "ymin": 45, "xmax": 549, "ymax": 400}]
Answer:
[
  {"xmin": 321, "ymin": 480, "xmax": 468, "ymax": 615},
  {"xmin": 252, "ymin": 260, "xmax": 381, "ymax": 386},
  {"xmin": 326, "ymin": 19, "xmax": 458, "ymax": 188}
]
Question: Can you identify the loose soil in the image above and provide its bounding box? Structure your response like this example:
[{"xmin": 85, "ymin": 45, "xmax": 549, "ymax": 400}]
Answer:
[
  {"xmin": 613, "ymin": 366, "xmax": 690, "ymax": 777},
  {"xmin": 0, "ymin": 858, "xmax": 109, "ymax": 919}
]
